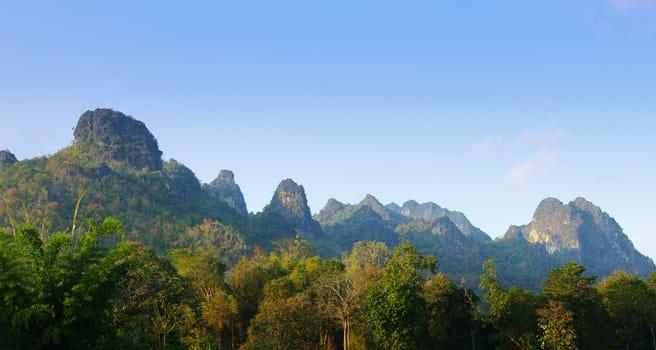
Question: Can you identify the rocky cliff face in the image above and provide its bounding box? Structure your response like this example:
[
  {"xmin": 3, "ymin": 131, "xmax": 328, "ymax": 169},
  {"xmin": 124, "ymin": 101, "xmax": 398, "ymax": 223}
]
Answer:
[
  {"xmin": 206, "ymin": 170, "xmax": 248, "ymax": 217},
  {"xmin": 73, "ymin": 109, "xmax": 163, "ymax": 171},
  {"xmin": 519, "ymin": 198, "xmax": 580, "ymax": 254},
  {"xmin": 387, "ymin": 200, "xmax": 491, "ymax": 242},
  {"xmin": 264, "ymin": 178, "xmax": 322, "ymax": 234},
  {"xmin": 506, "ymin": 197, "xmax": 655, "ymax": 277},
  {"xmin": 0, "ymin": 150, "xmax": 18, "ymax": 168}
]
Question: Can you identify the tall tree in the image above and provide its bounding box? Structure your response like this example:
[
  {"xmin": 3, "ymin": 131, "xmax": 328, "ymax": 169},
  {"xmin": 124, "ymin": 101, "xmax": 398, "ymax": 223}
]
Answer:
[
  {"xmin": 241, "ymin": 293, "xmax": 321, "ymax": 350},
  {"xmin": 424, "ymin": 273, "xmax": 478, "ymax": 350},
  {"xmin": 599, "ymin": 271, "xmax": 654, "ymax": 350},
  {"xmin": 542, "ymin": 262, "xmax": 616, "ymax": 350},
  {"xmin": 537, "ymin": 300, "xmax": 577, "ymax": 350},
  {"xmin": 316, "ymin": 270, "xmax": 367, "ymax": 350},
  {"xmin": 479, "ymin": 259, "xmax": 541, "ymax": 349},
  {"xmin": 364, "ymin": 242, "xmax": 435, "ymax": 350},
  {"xmin": 171, "ymin": 247, "xmax": 237, "ymax": 348}
]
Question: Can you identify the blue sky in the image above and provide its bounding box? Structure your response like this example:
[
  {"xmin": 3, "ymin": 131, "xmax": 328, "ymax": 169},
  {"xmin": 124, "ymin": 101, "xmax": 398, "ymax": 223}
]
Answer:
[{"xmin": 2, "ymin": 1, "xmax": 656, "ymax": 257}]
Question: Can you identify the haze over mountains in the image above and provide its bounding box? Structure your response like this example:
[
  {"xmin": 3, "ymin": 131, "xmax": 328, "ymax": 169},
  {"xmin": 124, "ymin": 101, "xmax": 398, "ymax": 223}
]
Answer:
[{"xmin": 0, "ymin": 109, "xmax": 653, "ymax": 290}]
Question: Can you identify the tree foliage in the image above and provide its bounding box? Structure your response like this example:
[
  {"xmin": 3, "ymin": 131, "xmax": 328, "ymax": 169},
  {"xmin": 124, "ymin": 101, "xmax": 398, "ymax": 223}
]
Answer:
[{"xmin": 2, "ymin": 213, "xmax": 656, "ymax": 350}]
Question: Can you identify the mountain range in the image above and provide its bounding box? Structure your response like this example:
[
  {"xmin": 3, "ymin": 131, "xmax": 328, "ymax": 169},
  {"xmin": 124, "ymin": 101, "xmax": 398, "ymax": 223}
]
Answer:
[{"xmin": 1, "ymin": 108, "xmax": 653, "ymax": 290}]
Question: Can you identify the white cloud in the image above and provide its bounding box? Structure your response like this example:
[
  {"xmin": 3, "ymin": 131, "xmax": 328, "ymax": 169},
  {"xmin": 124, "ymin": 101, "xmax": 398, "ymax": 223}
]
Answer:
[
  {"xmin": 471, "ymin": 134, "xmax": 504, "ymax": 155},
  {"xmin": 472, "ymin": 128, "xmax": 569, "ymax": 184},
  {"xmin": 510, "ymin": 129, "xmax": 569, "ymax": 149},
  {"xmin": 506, "ymin": 149, "xmax": 561, "ymax": 184}
]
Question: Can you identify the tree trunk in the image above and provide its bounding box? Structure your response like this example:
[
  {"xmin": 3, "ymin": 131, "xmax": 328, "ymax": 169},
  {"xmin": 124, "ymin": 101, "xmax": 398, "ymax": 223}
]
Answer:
[{"xmin": 343, "ymin": 319, "xmax": 347, "ymax": 350}]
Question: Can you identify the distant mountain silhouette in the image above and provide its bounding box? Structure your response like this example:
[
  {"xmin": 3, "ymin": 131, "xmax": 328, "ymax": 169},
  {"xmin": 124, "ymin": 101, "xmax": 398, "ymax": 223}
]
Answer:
[{"xmin": 1, "ymin": 108, "xmax": 653, "ymax": 290}]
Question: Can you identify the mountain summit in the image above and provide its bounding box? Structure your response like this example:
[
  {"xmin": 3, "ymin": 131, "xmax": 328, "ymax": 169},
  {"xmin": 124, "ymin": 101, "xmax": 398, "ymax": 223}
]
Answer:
[
  {"xmin": 261, "ymin": 178, "xmax": 322, "ymax": 236},
  {"xmin": 73, "ymin": 108, "xmax": 163, "ymax": 171},
  {"xmin": 1, "ymin": 108, "xmax": 654, "ymax": 289},
  {"xmin": 206, "ymin": 170, "xmax": 248, "ymax": 217},
  {"xmin": 505, "ymin": 197, "xmax": 655, "ymax": 277}
]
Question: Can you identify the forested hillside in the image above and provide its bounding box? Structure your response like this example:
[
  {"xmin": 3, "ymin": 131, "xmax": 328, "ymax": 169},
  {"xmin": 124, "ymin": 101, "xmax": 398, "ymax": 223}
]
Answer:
[
  {"xmin": 3, "ymin": 221, "xmax": 656, "ymax": 349},
  {"xmin": 2, "ymin": 109, "xmax": 656, "ymax": 349}
]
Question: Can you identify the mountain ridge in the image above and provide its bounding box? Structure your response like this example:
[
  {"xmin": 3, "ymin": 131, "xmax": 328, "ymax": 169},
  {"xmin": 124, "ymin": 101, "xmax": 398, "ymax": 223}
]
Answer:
[
  {"xmin": 503, "ymin": 196, "xmax": 654, "ymax": 277},
  {"xmin": 1, "ymin": 108, "xmax": 653, "ymax": 290}
]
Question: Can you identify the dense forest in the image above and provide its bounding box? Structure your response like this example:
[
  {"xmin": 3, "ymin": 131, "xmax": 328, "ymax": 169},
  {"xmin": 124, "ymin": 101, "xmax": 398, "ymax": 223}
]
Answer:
[
  {"xmin": 2, "ymin": 109, "xmax": 656, "ymax": 349},
  {"xmin": 2, "ymin": 219, "xmax": 656, "ymax": 350}
]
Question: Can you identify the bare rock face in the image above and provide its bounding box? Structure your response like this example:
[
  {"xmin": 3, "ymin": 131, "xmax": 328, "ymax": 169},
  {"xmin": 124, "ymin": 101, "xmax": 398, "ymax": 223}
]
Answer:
[
  {"xmin": 510, "ymin": 197, "xmax": 655, "ymax": 277},
  {"xmin": 521, "ymin": 198, "xmax": 581, "ymax": 254},
  {"xmin": 265, "ymin": 178, "xmax": 321, "ymax": 233},
  {"xmin": 207, "ymin": 170, "xmax": 248, "ymax": 217},
  {"xmin": 268, "ymin": 179, "xmax": 313, "ymax": 222},
  {"xmin": 73, "ymin": 109, "xmax": 163, "ymax": 171},
  {"xmin": 0, "ymin": 150, "xmax": 18, "ymax": 168}
]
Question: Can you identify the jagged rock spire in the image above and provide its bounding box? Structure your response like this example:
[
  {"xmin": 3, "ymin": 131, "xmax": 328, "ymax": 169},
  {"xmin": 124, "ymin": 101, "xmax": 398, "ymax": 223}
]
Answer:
[{"xmin": 207, "ymin": 170, "xmax": 248, "ymax": 217}]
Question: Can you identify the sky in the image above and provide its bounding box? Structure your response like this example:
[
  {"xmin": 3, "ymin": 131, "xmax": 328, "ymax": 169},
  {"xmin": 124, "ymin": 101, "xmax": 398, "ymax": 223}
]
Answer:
[{"xmin": 1, "ymin": 1, "xmax": 656, "ymax": 257}]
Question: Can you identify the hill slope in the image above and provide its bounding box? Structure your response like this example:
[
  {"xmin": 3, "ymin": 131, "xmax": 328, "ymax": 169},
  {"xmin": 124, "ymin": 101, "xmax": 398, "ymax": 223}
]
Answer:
[
  {"xmin": 504, "ymin": 197, "xmax": 655, "ymax": 277},
  {"xmin": 0, "ymin": 109, "xmax": 245, "ymax": 250},
  {"xmin": 1, "ymin": 108, "xmax": 653, "ymax": 290}
]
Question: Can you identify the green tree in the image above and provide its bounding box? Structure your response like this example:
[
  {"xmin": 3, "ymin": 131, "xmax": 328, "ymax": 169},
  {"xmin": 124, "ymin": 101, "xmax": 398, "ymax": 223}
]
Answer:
[
  {"xmin": 537, "ymin": 300, "xmax": 577, "ymax": 350},
  {"xmin": 479, "ymin": 259, "xmax": 541, "ymax": 350},
  {"xmin": 171, "ymin": 247, "xmax": 237, "ymax": 348},
  {"xmin": 241, "ymin": 293, "xmax": 321, "ymax": 350},
  {"xmin": 424, "ymin": 273, "xmax": 478, "ymax": 350},
  {"xmin": 275, "ymin": 233, "xmax": 315, "ymax": 267},
  {"xmin": 363, "ymin": 242, "xmax": 435, "ymax": 350},
  {"xmin": 646, "ymin": 272, "xmax": 656, "ymax": 349},
  {"xmin": 0, "ymin": 218, "xmax": 129, "ymax": 349},
  {"xmin": 109, "ymin": 242, "xmax": 196, "ymax": 349},
  {"xmin": 227, "ymin": 250, "xmax": 288, "ymax": 345},
  {"xmin": 542, "ymin": 262, "xmax": 616, "ymax": 350},
  {"xmin": 599, "ymin": 271, "xmax": 654, "ymax": 350},
  {"xmin": 365, "ymin": 277, "xmax": 426, "ymax": 350},
  {"xmin": 340, "ymin": 241, "xmax": 389, "ymax": 350}
]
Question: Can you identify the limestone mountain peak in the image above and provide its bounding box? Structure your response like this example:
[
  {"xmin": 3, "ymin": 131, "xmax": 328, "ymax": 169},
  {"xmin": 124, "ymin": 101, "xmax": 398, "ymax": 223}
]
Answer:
[
  {"xmin": 206, "ymin": 169, "xmax": 248, "ymax": 217},
  {"xmin": 260, "ymin": 178, "xmax": 323, "ymax": 240},
  {"xmin": 73, "ymin": 108, "xmax": 163, "ymax": 171},
  {"xmin": 515, "ymin": 196, "xmax": 654, "ymax": 276},
  {"xmin": 216, "ymin": 169, "xmax": 235, "ymax": 182},
  {"xmin": 268, "ymin": 178, "xmax": 313, "ymax": 223},
  {"xmin": 533, "ymin": 197, "xmax": 566, "ymax": 218}
]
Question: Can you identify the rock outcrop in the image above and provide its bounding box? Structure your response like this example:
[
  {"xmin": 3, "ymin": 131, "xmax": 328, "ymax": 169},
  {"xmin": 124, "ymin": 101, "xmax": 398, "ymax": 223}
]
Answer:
[
  {"xmin": 505, "ymin": 197, "xmax": 655, "ymax": 277},
  {"xmin": 264, "ymin": 178, "xmax": 322, "ymax": 234},
  {"xmin": 0, "ymin": 150, "xmax": 18, "ymax": 168},
  {"xmin": 74, "ymin": 108, "xmax": 163, "ymax": 171},
  {"xmin": 206, "ymin": 170, "xmax": 248, "ymax": 217}
]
